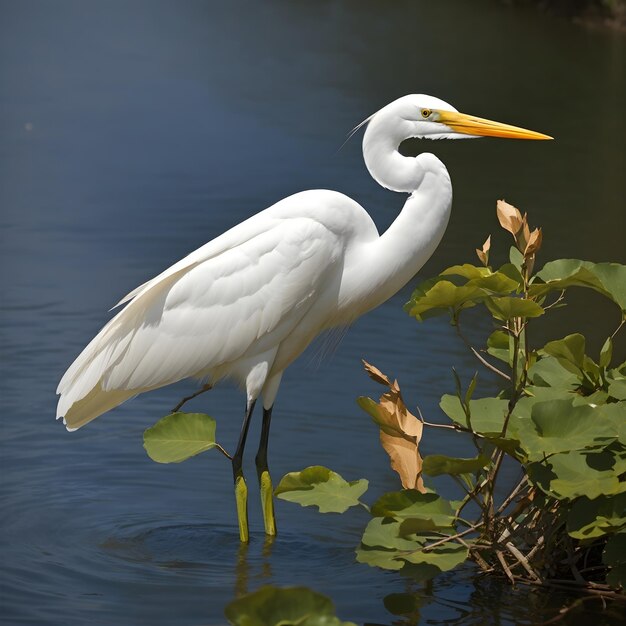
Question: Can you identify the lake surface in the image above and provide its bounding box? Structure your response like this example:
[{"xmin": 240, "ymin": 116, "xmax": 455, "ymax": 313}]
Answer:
[{"xmin": 1, "ymin": 1, "xmax": 624, "ymax": 624}]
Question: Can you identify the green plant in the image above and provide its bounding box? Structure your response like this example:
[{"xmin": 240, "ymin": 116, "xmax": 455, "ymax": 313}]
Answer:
[{"xmin": 276, "ymin": 201, "xmax": 626, "ymax": 604}]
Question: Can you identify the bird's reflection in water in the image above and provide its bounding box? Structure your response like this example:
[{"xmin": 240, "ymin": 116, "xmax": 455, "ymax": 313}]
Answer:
[{"xmin": 234, "ymin": 535, "xmax": 276, "ymax": 597}]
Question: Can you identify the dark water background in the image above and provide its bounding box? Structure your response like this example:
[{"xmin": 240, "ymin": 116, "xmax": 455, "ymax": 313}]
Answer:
[{"xmin": 1, "ymin": 1, "xmax": 624, "ymax": 624}]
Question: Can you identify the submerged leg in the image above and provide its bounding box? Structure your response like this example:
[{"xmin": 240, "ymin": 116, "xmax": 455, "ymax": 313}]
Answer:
[
  {"xmin": 232, "ymin": 399, "xmax": 256, "ymax": 543},
  {"xmin": 255, "ymin": 405, "xmax": 277, "ymax": 536}
]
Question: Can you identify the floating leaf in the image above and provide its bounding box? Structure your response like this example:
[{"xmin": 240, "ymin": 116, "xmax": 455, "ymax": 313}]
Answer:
[
  {"xmin": 361, "ymin": 517, "xmax": 418, "ymax": 551},
  {"xmin": 567, "ymin": 493, "xmax": 626, "ymax": 539},
  {"xmin": 371, "ymin": 491, "xmax": 456, "ymax": 528},
  {"xmin": 143, "ymin": 412, "xmax": 217, "ymax": 463},
  {"xmin": 484, "ymin": 296, "xmax": 544, "ymax": 321},
  {"xmin": 422, "ymin": 454, "xmax": 490, "ymax": 477},
  {"xmin": 358, "ymin": 362, "xmax": 425, "ymax": 491},
  {"xmin": 275, "ymin": 466, "xmax": 367, "ymax": 513},
  {"xmin": 224, "ymin": 585, "xmax": 357, "ymax": 626},
  {"xmin": 357, "ymin": 515, "xmax": 468, "ymax": 578}
]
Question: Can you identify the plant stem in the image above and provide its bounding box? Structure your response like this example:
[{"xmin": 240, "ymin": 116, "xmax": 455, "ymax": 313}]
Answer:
[{"xmin": 455, "ymin": 317, "xmax": 511, "ymax": 381}]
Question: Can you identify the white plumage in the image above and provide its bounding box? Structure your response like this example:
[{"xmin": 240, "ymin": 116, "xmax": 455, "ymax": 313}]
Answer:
[{"xmin": 57, "ymin": 94, "xmax": 550, "ymax": 432}]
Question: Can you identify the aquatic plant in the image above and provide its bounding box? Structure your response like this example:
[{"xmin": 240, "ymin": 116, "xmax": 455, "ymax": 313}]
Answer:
[{"xmin": 276, "ymin": 201, "xmax": 626, "ymax": 606}]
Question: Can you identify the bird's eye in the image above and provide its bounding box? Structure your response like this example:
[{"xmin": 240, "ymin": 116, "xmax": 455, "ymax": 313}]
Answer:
[{"xmin": 421, "ymin": 108, "xmax": 432, "ymax": 119}]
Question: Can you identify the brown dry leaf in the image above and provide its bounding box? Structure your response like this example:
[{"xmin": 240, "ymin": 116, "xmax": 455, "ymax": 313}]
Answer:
[
  {"xmin": 496, "ymin": 200, "xmax": 523, "ymax": 237},
  {"xmin": 475, "ymin": 234, "xmax": 491, "ymax": 266},
  {"xmin": 361, "ymin": 361, "xmax": 426, "ymax": 492},
  {"xmin": 362, "ymin": 359, "xmax": 392, "ymax": 386},
  {"xmin": 524, "ymin": 227, "xmax": 542, "ymax": 257}
]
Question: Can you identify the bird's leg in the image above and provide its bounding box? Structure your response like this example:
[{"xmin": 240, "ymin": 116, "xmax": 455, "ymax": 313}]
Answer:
[
  {"xmin": 171, "ymin": 382, "xmax": 213, "ymax": 413},
  {"xmin": 232, "ymin": 399, "xmax": 255, "ymax": 543},
  {"xmin": 255, "ymin": 405, "xmax": 276, "ymax": 536}
]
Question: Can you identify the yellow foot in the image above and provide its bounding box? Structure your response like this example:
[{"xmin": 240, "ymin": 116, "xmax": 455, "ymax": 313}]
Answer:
[
  {"xmin": 259, "ymin": 469, "xmax": 277, "ymax": 537},
  {"xmin": 235, "ymin": 475, "xmax": 249, "ymax": 543}
]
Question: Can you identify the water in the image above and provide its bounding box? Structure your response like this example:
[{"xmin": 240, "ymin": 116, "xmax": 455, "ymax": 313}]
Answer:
[{"xmin": 1, "ymin": 1, "xmax": 624, "ymax": 624}]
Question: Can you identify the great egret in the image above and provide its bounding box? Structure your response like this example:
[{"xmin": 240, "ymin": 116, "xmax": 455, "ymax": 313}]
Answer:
[{"xmin": 57, "ymin": 94, "xmax": 551, "ymax": 541}]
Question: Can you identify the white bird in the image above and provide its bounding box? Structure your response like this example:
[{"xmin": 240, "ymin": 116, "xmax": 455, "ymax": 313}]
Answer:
[{"xmin": 57, "ymin": 94, "xmax": 551, "ymax": 541}]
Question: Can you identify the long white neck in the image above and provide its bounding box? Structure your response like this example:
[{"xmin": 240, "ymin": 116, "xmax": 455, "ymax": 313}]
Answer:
[{"xmin": 339, "ymin": 123, "xmax": 453, "ymax": 319}]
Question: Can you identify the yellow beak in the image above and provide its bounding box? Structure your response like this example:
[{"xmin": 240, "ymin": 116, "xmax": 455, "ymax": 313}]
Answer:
[{"xmin": 437, "ymin": 110, "xmax": 553, "ymax": 140}]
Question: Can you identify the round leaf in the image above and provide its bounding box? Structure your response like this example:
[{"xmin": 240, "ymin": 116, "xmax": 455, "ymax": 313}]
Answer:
[
  {"xmin": 275, "ymin": 466, "xmax": 368, "ymax": 513},
  {"xmin": 143, "ymin": 412, "xmax": 217, "ymax": 463}
]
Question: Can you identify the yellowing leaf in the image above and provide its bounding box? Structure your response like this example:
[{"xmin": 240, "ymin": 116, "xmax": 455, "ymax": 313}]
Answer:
[
  {"xmin": 476, "ymin": 235, "xmax": 491, "ymax": 266},
  {"xmin": 496, "ymin": 200, "xmax": 523, "ymax": 237},
  {"xmin": 358, "ymin": 362, "xmax": 426, "ymax": 492},
  {"xmin": 525, "ymin": 227, "xmax": 543, "ymax": 257},
  {"xmin": 362, "ymin": 359, "xmax": 392, "ymax": 386}
]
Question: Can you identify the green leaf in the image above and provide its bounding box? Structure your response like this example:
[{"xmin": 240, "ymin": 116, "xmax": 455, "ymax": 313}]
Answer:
[
  {"xmin": 608, "ymin": 374, "xmax": 626, "ymax": 401},
  {"xmin": 143, "ymin": 412, "xmax": 218, "ymax": 463},
  {"xmin": 599, "ymin": 338, "xmax": 613, "ymax": 369},
  {"xmin": 361, "ymin": 517, "xmax": 418, "ymax": 551},
  {"xmin": 440, "ymin": 395, "xmax": 509, "ymax": 433},
  {"xmin": 533, "ymin": 260, "xmax": 626, "ymax": 313},
  {"xmin": 542, "ymin": 334, "xmax": 586, "ymax": 374},
  {"xmin": 401, "ymin": 542, "xmax": 468, "ymax": 570},
  {"xmin": 275, "ymin": 466, "xmax": 368, "ymax": 513},
  {"xmin": 527, "ymin": 448, "xmax": 626, "ymax": 500},
  {"xmin": 509, "ymin": 399, "xmax": 621, "ymax": 461},
  {"xmin": 224, "ymin": 585, "xmax": 357, "ymax": 626},
  {"xmin": 529, "ymin": 356, "xmax": 580, "ymax": 389},
  {"xmin": 567, "ymin": 493, "xmax": 626, "ymax": 539},
  {"xmin": 509, "ymin": 245, "xmax": 524, "ymax": 269},
  {"xmin": 371, "ymin": 491, "xmax": 456, "ymax": 528},
  {"xmin": 356, "ymin": 516, "xmax": 469, "ymax": 578},
  {"xmin": 355, "ymin": 545, "xmax": 405, "ymax": 571},
  {"xmin": 422, "ymin": 454, "xmax": 490, "ymax": 477},
  {"xmin": 487, "ymin": 330, "xmax": 512, "ymax": 365},
  {"xmin": 484, "ymin": 296, "xmax": 544, "ymax": 321},
  {"xmin": 468, "ymin": 271, "xmax": 520, "ymax": 294},
  {"xmin": 440, "ymin": 264, "xmax": 491, "ymax": 280},
  {"xmin": 406, "ymin": 280, "xmax": 486, "ymax": 321},
  {"xmin": 604, "ymin": 532, "xmax": 626, "ymax": 588}
]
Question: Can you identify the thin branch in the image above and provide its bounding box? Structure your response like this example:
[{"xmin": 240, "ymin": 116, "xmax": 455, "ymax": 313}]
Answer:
[
  {"xmin": 495, "ymin": 475, "xmax": 528, "ymax": 515},
  {"xmin": 610, "ymin": 318, "xmax": 625, "ymax": 341},
  {"xmin": 171, "ymin": 383, "xmax": 213, "ymax": 413},
  {"xmin": 215, "ymin": 443, "xmax": 233, "ymax": 460},
  {"xmin": 454, "ymin": 319, "xmax": 511, "ymax": 381},
  {"xmin": 505, "ymin": 542, "xmax": 540, "ymax": 582},
  {"xmin": 496, "ymin": 550, "xmax": 515, "ymax": 584},
  {"xmin": 422, "ymin": 523, "xmax": 483, "ymax": 552},
  {"xmin": 542, "ymin": 290, "xmax": 566, "ymax": 312}
]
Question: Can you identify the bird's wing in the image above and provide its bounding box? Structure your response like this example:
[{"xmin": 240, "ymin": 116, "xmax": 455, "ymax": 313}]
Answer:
[{"xmin": 57, "ymin": 212, "xmax": 344, "ymax": 427}]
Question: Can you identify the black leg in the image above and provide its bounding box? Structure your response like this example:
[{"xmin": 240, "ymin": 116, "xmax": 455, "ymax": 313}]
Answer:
[
  {"xmin": 256, "ymin": 405, "xmax": 277, "ymax": 536},
  {"xmin": 233, "ymin": 400, "xmax": 256, "ymax": 481},
  {"xmin": 233, "ymin": 400, "xmax": 255, "ymax": 543},
  {"xmin": 255, "ymin": 406, "xmax": 273, "ymax": 476}
]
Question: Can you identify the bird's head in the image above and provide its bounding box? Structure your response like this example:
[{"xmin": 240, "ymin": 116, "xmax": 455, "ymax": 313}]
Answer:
[{"xmin": 362, "ymin": 94, "xmax": 552, "ymax": 143}]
